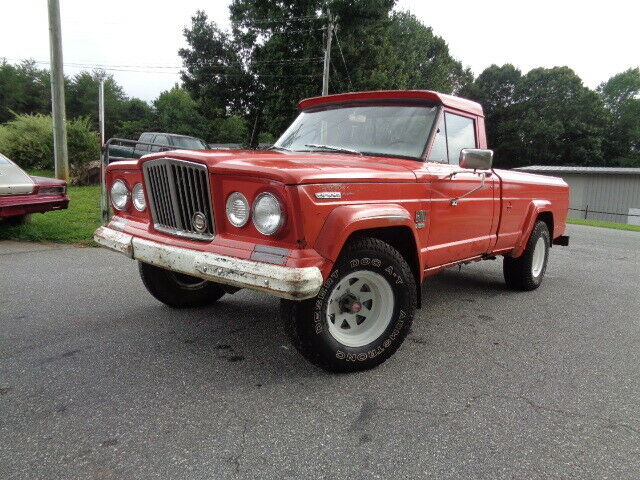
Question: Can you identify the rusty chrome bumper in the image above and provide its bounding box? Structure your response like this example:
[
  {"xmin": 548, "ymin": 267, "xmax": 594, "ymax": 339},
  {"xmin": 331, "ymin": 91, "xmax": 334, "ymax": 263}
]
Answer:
[{"xmin": 94, "ymin": 226, "xmax": 323, "ymax": 300}]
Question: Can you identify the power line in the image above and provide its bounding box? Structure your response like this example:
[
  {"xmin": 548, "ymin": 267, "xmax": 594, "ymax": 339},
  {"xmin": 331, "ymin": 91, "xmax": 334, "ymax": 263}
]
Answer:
[
  {"xmin": 7, "ymin": 57, "xmax": 323, "ymax": 70},
  {"xmin": 5, "ymin": 58, "xmax": 321, "ymax": 77},
  {"xmin": 237, "ymin": 15, "xmax": 326, "ymax": 25}
]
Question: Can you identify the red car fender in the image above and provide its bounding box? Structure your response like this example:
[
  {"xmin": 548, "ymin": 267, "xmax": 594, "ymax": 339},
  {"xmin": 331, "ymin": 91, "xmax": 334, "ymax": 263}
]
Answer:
[
  {"xmin": 511, "ymin": 199, "xmax": 552, "ymax": 258},
  {"xmin": 313, "ymin": 203, "xmax": 421, "ymax": 266}
]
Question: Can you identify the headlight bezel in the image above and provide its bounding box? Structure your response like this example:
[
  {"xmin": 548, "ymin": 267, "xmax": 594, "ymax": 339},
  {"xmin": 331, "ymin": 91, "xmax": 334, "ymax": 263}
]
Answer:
[
  {"xmin": 132, "ymin": 183, "xmax": 146, "ymax": 211},
  {"xmin": 252, "ymin": 192, "xmax": 285, "ymax": 236},
  {"xmin": 226, "ymin": 192, "xmax": 250, "ymax": 228},
  {"xmin": 110, "ymin": 179, "xmax": 131, "ymax": 211}
]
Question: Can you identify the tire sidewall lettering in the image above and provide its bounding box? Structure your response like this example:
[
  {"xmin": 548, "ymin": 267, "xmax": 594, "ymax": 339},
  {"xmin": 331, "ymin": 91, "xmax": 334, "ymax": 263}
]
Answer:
[{"xmin": 315, "ymin": 253, "xmax": 412, "ymax": 363}]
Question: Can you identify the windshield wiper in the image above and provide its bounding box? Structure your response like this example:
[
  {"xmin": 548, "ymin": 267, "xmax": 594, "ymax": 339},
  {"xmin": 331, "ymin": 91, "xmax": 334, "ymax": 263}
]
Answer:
[
  {"xmin": 267, "ymin": 145, "xmax": 290, "ymax": 152},
  {"xmin": 304, "ymin": 144, "xmax": 362, "ymax": 156}
]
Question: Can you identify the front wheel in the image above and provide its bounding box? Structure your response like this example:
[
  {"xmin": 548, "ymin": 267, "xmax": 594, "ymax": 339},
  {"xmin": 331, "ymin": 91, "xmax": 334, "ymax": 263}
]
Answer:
[
  {"xmin": 281, "ymin": 237, "xmax": 416, "ymax": 373},
  {"xmin": 138, "ymin": 262, "xmax": 225, "ymax": 308},
  {"xmin": 503, "ymin": 220, "xmax": 550, "ymax": 291}
]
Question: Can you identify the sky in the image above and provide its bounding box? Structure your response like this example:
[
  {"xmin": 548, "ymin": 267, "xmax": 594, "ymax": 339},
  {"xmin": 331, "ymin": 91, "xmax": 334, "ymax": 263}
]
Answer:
[{"xmin": 1, "ymin": 0, "xmax": 638, "ymax": 102}]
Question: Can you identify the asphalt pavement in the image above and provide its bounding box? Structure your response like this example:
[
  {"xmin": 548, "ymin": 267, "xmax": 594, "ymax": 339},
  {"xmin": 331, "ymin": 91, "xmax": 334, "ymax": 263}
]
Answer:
[{"xmin": 1, "ymin": 224, "xmax": 638, "ymax": 479}]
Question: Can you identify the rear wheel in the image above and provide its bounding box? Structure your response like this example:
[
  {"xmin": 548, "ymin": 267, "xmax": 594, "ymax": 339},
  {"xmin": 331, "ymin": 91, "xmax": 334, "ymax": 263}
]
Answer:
[
  {"xmin": 138, "ymin": 261, "xmax": 225, "ymax": 308},
  {"xmin": 281, "ymin": 237, "xmax": 416, "ymax": 373},
  {"xmin": 503, "ymin": 220, "xmax": 550, "ymax": 291}
]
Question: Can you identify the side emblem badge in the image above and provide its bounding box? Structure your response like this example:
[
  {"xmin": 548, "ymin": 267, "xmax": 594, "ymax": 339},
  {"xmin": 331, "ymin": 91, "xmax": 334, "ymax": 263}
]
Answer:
[
  {"xmin": 192, "ymin": 212, "xmax": 207, "ymax": 232},
  {"xmin": 315, "ymin": 192, "xmax": 342, "ymax": 199}
]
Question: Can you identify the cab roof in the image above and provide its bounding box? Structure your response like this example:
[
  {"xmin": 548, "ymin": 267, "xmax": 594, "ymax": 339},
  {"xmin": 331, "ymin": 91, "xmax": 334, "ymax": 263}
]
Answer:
[{"xmin": 298, "ymin": 90, "xmax": 483, "ymax": 117}]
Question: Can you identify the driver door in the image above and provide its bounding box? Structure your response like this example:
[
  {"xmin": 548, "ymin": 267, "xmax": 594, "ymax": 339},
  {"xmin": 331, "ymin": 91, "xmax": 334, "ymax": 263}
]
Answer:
[{"xmin": 424, "ymin": 112, "xmax": 497, "ymax": 267}]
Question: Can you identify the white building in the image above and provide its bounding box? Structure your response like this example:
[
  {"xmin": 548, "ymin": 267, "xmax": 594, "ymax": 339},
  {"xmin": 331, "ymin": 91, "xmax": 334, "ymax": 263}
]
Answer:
[{"xmin": 514, "ymin": 166, "xmax": 640, "ymax": 225}]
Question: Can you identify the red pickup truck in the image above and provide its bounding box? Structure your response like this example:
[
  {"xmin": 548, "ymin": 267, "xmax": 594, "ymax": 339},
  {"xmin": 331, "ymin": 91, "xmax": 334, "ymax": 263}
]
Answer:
[{"xmin": 95, "ymin": 90, "xmax": 569, "ymax": 372}]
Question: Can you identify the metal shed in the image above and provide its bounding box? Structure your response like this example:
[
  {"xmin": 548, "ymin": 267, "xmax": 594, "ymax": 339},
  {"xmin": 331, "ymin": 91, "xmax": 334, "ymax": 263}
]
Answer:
[{"xmin": 514, "ymin": 166, "xmax": 640, "ymax": 225}]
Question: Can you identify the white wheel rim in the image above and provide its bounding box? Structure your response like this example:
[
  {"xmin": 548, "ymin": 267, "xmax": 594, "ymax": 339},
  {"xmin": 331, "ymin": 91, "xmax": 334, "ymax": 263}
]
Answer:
[
  {"xmin": 326, "ymin": 270, "xmax": 394, "ymax": 348},
  {"xmin": 531, "ymin": 237, "xmax": 546, "ymax": 277}
]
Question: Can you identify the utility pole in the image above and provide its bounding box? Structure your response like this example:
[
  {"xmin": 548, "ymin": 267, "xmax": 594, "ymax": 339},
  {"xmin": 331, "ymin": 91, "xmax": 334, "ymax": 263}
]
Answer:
[
  {"xmin": 98, "ymin": 79, "xmax": 105, "ymax": 146},
  {"xmin": 47, "ymin": 0, "xmax": 69, "ymax": 181},
  {"xmin": 99, "ymin": 79, "xmax": 108, "ymax": 225},
  {"xmin": 322, "ymin": 8, "xmax": 334, "ymax": 96}
]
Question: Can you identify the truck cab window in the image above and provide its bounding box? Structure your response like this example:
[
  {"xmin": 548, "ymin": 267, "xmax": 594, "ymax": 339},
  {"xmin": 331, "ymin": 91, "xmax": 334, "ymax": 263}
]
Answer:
[
  {"xmin": 428, "ymin": 117, "xmax": 448, "ymax": 163},
  {"xmin": 445, "ymin": 113, "xmax": 476, "ymax": 165},
  {"xmin": 137, "ymin": 133, "xmax": 152, "ymax": 152},
  {"xmin": 151, "ymin": 135, "xmax": 169, "ymax": 152}
]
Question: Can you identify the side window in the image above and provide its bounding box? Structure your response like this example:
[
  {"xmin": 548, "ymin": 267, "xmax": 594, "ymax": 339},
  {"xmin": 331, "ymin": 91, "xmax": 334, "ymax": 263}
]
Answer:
[
  {"xmin": 445, "ymin": 113, "xmax": 476, "ymax": 165},
  {"xmin": 151, "ymin": 135, "xmax": 169, "ymax": 152},
  {"xmin": 136, "ymin": 133, "xmax": 152, "ymax": 152},
  {"xmin": 428, "ymin": 117, "xmax": 448, "ymax": 163}
]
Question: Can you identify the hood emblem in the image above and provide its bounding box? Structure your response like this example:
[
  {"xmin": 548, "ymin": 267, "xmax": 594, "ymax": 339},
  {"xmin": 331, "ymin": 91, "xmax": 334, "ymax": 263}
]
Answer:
[
  {"xmin": 315, "ymin": 192, "xmax": 341, "ymax": 199},
  {"xmin": 192, "ymin": 212, "xmax": 207, "ymax": 232}
]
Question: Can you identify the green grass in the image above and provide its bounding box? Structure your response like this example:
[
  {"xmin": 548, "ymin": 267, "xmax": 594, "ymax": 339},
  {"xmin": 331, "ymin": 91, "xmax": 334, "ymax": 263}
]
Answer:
[
  {"xmin": 0, "ymin": 184, "xmax": 101, "ymax": 245},
  {"xmin": 567, "ymin": 217, "xmax": 640, "ymax": 232},
  {"xmin": 28, "ymin": 169, "xmax": 55, "ymax": 178}
]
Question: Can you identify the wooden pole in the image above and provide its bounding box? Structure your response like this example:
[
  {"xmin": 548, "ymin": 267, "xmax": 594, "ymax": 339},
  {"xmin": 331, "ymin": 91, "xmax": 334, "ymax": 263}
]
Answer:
[{"xmin": 47, "ymin": 0, "xmax": 69, "ymax": 181}]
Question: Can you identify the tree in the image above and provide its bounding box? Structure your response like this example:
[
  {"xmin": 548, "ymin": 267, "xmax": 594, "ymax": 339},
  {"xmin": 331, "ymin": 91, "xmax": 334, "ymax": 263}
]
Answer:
[
  {"xmin": 466, "ymin": 65, "xmax": 609, "ymax": 168},
  {"xmin": 366, "ymin": 11, "xmax": 472, "ymax": 93},
  {"xmin": 115, "ymin": 98, "xmax": 156, "ymax": 140},
  {"xmin": 180, "ymin": 1, "xmax": 472, "ymax": 145},
  {"xmin": 0, "ymin": 60, "xmax": 51, "ymax": 123},
  {"xmin": 515, "ymin": 67, "xmax": 608, "ymax": 166},
  {"xmin": 66, "ymin": 70, "xmax": 129, "ymax": 139},
  {"xmin": 153, "ymin": 85, "xmax": 205, "ymax": 137},
  {"xmin": 462, "ymin": 64, "xmax": 524, "ymax": 167},
  {"xmin": 179, "ymin": 11, "xmax": 249, "ymax": 117},
  {"xmin": 598, "ymin": 68, "xmax": 640, "ymax": 166}
]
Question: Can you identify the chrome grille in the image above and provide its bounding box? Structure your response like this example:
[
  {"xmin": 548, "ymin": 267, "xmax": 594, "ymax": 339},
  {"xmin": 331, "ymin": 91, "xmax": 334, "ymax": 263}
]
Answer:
[{"xmin": 142, "ymin": 158, "xmax": 214, "ymax": 241}]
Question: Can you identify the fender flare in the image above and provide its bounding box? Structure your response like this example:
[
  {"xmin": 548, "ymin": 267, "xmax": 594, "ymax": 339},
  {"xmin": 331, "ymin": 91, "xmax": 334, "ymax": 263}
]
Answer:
[
  {"xmin": 511, "ymin": 200, "xmax": 552, "ymax": 258},
  {"xmin": 314, "ymin": 204, "xmax": 421, "ymax": 266}
]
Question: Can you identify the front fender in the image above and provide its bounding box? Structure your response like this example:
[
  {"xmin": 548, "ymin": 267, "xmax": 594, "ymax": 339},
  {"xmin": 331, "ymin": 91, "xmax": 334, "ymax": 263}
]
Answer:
[
  {"xmin": 314, "ymin": 204, "xmax": 419, "ymax": 263},
  {"xmin": 511, "ymin": 200, "xmax": 552, "ymax": 258}
]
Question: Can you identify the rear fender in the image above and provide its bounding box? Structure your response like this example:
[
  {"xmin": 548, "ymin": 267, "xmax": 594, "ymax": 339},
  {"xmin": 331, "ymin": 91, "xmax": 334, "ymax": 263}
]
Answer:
[{"xmin": 511, "ymin": 200, "xmax": 552, "ymax": 258}]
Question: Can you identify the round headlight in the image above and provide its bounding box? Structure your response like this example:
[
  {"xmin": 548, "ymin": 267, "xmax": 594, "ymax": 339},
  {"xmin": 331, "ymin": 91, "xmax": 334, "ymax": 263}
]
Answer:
[
  {"xmin": 226, "ymin": 192, "xmax": 250, "ymax": 227},
  {"xmin": 252, "ymin": 192, "xmax": 284, "ymax": 235},
  {"xmin": 132, "ymin": 183, "xmax": 146, "ymax": 211},
  {"xmin": 110, "ymin": 179, "xmax": 130, "ymax": 211}
]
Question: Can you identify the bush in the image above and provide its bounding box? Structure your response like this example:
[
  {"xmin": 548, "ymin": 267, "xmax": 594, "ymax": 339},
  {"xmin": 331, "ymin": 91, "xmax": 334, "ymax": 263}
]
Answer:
[{"xmin": 0, "ymin": 113, "xmax": 100, "ymax": 170}]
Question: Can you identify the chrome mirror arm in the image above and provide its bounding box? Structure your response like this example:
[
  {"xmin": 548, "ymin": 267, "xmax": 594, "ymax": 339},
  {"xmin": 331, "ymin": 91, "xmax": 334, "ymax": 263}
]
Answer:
[{"xmin": 450, "ymin": 172, "xmax": 488, "ymax": 206}]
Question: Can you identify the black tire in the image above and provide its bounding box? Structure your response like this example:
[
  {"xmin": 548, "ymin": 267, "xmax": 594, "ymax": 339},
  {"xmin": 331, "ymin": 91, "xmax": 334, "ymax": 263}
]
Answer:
[
  {"xmin": 280, "ymin": 237, "xmax": 416, "ymax": 373},
  {"xmin": 138, "ymin": 261, "xmax": 225, "ymax": 308},
  {"xmin": 503, "ymin": 220, "xmax": 550, "ymax": 291},
  {"xmin": 5, "ymin": 214, "xmax": 31, "ymax": 226}
]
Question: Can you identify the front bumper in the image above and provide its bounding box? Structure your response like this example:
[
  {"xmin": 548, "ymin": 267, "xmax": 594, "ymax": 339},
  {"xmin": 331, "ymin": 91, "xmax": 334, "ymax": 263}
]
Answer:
[{"xmin": 94, "ymin": 226, "xmax": 323, "ymax": 300}]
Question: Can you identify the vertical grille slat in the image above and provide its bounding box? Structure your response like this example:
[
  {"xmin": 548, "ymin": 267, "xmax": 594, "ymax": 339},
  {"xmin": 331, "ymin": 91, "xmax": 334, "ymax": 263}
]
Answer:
[
  {"xmin": 197, "ymin": 169, "xmax": 212, "ymax": 226},
  {"xmin": 142, "ymin": 158, "xmax": 214, "ymax": 241},
  {"xmin": 175, "ymin": 166, "xmax": 190, "ymax": 231},
  {"xmin": 184, "ymin": 166, "xmax": 198, "ymax": 225},
  {"xmin": 159, "ymin": 167, "xmax": 173, "ymax": 226}
]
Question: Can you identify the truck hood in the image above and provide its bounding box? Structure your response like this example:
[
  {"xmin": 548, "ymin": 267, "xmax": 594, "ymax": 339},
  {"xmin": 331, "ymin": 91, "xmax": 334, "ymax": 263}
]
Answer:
[{"xmin": 139, "ymin": 149, "xmax": 419, "ymax": 185}]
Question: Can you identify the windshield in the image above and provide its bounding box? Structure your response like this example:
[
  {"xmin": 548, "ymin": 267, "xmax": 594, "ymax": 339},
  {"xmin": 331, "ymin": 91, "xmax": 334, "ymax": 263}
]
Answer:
[
  {"xmin": 274, "ymin": 103, "xmax": 438, "ymax": 160},
  {"xmin": 0, "ymin": 152, "xmax": 13, "ymax": 165},
  {"xmin": 173, "ymin": 136, "xmax": 206, "ymax": 149}
]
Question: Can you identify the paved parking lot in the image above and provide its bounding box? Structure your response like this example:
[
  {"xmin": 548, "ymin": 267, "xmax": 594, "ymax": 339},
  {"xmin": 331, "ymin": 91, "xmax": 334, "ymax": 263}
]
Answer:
[{"xmin": 1, "ymin": 224, "xmax": 638, "ymax": 479}]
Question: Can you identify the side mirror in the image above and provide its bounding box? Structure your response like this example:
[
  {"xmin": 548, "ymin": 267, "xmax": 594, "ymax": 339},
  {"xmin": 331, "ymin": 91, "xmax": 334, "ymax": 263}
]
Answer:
[{"xmin": 459, "ymin": 148, "xmax": 493, "ymax": 170}]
